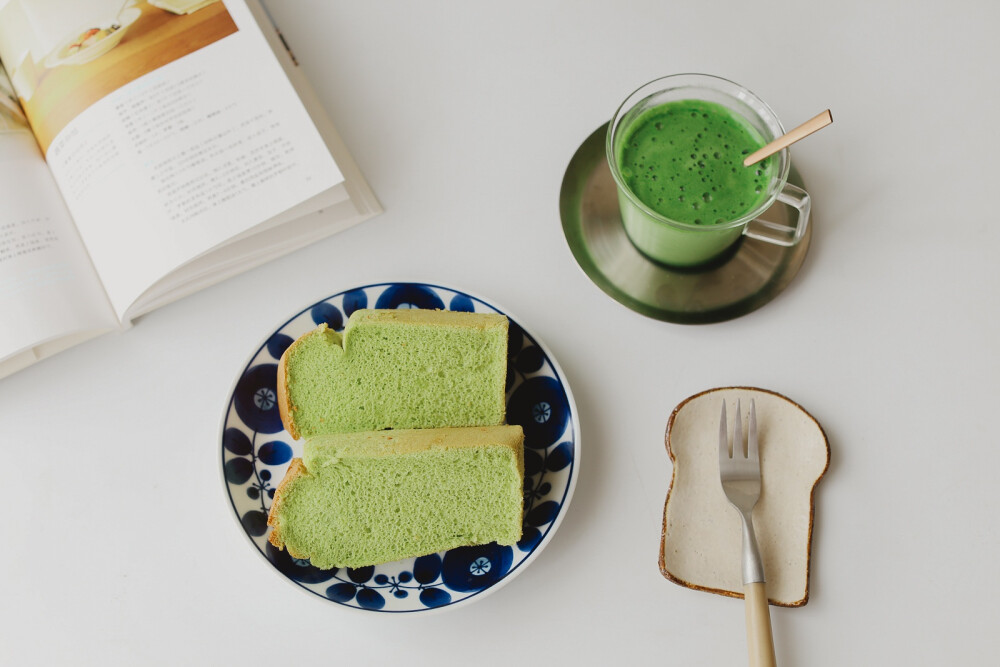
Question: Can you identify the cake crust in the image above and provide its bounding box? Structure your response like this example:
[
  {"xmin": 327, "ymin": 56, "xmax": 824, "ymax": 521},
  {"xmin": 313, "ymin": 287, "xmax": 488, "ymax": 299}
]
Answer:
[
  {"xmin": 276, "ymin": 325, "xmax": 318, "ymax": 441},
  {"xmin": 267, "ymin": 457, "xmax": 307, "ymax": 552}
]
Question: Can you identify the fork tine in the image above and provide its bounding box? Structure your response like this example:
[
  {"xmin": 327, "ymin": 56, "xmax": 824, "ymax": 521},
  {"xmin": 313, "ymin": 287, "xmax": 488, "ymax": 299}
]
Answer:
[
  {"xmin": 734, "ymin": 399, "xmax": 743, "ymax": 458},
  {"xmin": 748, "ymin": 399, "xmax": 759, "ymax": 462},
  {"xmin": 719, "ymin": 400, "xmax": 729, "ymax": 459}
]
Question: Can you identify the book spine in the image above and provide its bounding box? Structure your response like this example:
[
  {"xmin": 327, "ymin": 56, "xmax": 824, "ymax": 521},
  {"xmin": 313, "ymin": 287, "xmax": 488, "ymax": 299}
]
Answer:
[{"xmin": 257, "ymin": 0, "xmax": 299, "ymax": 66}]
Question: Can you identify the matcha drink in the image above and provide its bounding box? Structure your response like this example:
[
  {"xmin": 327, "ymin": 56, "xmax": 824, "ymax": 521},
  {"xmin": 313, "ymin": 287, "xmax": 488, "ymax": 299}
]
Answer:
[
  {"xmin": 612, "ymin": 98, "xmax": 777, "ymax": 266},
  {"xmin": 617, "ymin": 100, "xmax": 774, "ymax": 225}
]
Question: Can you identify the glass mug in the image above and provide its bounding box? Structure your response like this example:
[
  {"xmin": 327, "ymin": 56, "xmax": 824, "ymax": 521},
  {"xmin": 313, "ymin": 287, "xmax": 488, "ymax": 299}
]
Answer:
[{"xmin": 606, "ymin": 74, "xmax": 810, "ymax": 268}]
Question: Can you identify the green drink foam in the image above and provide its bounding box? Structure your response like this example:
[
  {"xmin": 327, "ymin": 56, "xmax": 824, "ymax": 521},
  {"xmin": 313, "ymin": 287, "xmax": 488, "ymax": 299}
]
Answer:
[{"xmin": 617, "ymin": 99, "xmax": 775, "ymax": 225}]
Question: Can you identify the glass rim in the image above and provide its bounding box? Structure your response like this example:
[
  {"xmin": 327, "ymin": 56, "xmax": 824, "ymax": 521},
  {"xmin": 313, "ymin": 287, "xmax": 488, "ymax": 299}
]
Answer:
[{"xmin": 606, "ymin": 73, "xmax": 790, "ymax": 233}]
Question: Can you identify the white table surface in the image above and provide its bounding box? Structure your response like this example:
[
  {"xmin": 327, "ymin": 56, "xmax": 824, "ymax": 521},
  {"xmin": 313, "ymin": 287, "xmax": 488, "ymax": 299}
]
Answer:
[{"xmin": 2, "ymin": 0, "xmax": 998, "ymax": 664}]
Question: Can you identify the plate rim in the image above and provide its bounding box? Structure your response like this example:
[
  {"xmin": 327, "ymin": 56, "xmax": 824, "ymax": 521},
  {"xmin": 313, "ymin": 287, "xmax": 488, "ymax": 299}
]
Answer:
[{"xmin": 218, "ymin": 281, "xmax": 581, "ymax": 614}]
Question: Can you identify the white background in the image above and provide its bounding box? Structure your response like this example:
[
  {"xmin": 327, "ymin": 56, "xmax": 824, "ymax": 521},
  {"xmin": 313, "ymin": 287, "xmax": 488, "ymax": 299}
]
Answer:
[{"xmin": 1, "ymin": 0, "xmax": 998, "ymax": 664}]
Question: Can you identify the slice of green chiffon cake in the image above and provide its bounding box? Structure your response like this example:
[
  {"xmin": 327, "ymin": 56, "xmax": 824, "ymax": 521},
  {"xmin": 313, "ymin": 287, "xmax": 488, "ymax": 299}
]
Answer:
[
  {"xmin": 277, "ymin": 309, "xmax": 509, "ymax": 439},
  {"xmin": 266, "ymin": 425, "xmax": 525, "ymax": 569}
]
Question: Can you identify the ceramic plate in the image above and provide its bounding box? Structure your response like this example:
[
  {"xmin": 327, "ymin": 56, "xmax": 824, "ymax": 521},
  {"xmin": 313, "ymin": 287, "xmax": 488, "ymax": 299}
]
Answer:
[{"xmin": 221, "ymin": 282, "xmax": 580, "ymax": 612}]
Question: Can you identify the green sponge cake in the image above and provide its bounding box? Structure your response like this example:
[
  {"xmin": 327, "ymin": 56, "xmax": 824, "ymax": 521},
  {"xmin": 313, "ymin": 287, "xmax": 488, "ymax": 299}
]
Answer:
[
  {"xmin": 267, "ymin": 425, "xmax": 525, "ymax": 569},
  {"xmin": 277, "ymin": 309, "xmax": 509, "ymax": 439}
]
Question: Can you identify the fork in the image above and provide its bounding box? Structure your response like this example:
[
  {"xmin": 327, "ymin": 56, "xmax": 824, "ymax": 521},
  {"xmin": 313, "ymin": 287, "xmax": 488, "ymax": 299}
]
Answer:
[{"xmin": 719, "ymin": 399, "xmax": 776, "ymax": 667}]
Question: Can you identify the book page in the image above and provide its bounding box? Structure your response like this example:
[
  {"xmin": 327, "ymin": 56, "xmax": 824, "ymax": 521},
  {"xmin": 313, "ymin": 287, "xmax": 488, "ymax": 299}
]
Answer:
[
  {"xmin": 250, "ymin": 0, "xmax": 381, "ymax": 224},
  {"xmin": 0, "ymin": 0, "xmax": 343, "ymax": 318},
  {"xmin": 0, "ymin": 63, "xmax": 116, "ymax": 376},
  {"xmin": 120, "ymin": 0, "xmax": 384, "ymax": 319}
]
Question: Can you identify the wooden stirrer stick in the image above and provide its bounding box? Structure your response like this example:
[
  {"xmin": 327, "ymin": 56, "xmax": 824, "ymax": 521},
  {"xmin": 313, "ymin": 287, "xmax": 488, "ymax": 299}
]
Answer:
[{"xmin": 743, "ymin": 109, "xmax": 833, "ymax": 167}]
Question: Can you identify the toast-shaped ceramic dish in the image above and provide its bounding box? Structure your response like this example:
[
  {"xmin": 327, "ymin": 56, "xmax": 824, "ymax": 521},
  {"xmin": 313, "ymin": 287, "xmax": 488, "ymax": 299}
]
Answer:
[{"xmin": 660, "ymin": 387, "xmax": 830, "ymax": 606}]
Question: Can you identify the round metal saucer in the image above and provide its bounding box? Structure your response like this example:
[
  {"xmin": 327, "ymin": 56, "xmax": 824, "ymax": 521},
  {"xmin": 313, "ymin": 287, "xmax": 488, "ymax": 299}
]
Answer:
[{"xmin": 560, "ymin": 123, "xmax": 812, "ymax": 324}]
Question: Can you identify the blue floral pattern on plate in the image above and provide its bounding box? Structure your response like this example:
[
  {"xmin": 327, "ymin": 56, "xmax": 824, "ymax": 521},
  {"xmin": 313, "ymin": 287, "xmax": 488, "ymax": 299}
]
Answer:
[{"xmin": 221, "ymin": 283, "xmax": 579, "ymax": 613}]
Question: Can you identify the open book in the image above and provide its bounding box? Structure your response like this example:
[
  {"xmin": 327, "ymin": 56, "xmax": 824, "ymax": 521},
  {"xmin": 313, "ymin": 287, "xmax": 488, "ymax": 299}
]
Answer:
[{"xmin": 0, "ymin": 0, "xmax": 381, "ymax": 379}]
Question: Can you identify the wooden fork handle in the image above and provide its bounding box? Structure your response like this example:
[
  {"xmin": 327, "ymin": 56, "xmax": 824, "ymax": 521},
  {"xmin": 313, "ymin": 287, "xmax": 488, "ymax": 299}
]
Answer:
[{"xmin": 744, "ymin": 582, "xmax": 777, "ymax": 667}]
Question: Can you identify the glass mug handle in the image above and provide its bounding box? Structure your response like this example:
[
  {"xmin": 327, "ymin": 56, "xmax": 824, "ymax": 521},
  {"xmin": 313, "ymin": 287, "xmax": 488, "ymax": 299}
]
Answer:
[{"xmin": 743, "ymin": 183, "xmax": 811, "ymax": 247}]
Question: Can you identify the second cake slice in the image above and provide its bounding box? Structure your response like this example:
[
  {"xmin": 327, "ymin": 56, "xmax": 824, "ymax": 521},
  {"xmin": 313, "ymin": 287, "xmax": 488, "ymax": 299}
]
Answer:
[{"xmin": 267, "ymin": 425, "xmax": 525, "ymax": 569}]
